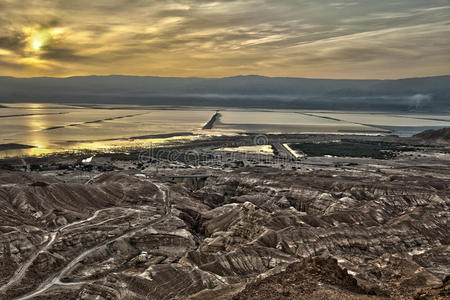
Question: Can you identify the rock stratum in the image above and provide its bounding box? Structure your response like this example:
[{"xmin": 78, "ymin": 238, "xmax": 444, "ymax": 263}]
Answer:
[{"xmin": 0, "ymin": 154, "xmax": 449, "ymax": 299}]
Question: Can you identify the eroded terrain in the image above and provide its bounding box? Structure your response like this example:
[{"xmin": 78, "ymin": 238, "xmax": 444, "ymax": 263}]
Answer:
[{"xmin": 0, "ymin": 133, "xmax": 449, "ymax": 299}]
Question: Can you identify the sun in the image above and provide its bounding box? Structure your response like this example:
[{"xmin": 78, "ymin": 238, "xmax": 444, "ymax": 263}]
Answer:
[{"xmin": 29, "ymin": 29, "xmax": 53, "ymax": 52}]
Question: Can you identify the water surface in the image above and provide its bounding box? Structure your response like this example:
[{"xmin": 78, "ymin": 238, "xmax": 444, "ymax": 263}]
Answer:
[{"xmin": 1, "ymin": 103, "xmax": 449, "ymax": 157}]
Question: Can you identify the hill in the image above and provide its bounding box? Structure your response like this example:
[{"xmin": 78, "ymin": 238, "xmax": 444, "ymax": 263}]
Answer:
[{"xmin": 413, "ymin": 127, "xmax": 450, "ymax": 140}]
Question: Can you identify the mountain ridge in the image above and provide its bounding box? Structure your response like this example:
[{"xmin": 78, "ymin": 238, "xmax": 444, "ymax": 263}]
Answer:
[
  {"xmin": 0, "ymin": 74, "xmax": 448, "ymax": 80},
  {"xmin": 0, "ymin": 75, "xmax": 449, "ymax": 112}
]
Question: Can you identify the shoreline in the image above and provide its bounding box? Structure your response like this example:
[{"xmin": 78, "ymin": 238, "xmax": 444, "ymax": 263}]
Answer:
[
  {"xmin": 0, "ymin": 131, "xmax": 442, "ymax": 164},
  {"xmin": 0, "ymin": 143, "xmax": 35, "ymax": 151}
]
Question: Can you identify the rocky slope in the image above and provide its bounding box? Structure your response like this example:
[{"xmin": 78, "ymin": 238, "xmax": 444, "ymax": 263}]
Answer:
[
  {"xmin": 0, "ymin": 161, "xmax": 449, "ymax": 299},
  {"xmin": 414, "ymin": 128, "xmax": 450, "ymax": 141}
]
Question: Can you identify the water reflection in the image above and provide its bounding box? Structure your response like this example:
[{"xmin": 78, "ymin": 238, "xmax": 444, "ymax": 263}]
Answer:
[
  {"xmin": 1, "ymin": 104, "xmax": 450, "ymax": 158},
  {"xmin": 28, "ymin": 103, "xmax": 43, "ymax": 110},
  {"xmin": 26, "ymin": 109, "xmax": 52, "ymax": 156}
]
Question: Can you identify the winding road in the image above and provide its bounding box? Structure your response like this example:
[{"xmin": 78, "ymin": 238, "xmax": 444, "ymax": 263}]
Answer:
[{"xmin": 7, "ymin": 182, "xmax": 170, "ymax": 300}]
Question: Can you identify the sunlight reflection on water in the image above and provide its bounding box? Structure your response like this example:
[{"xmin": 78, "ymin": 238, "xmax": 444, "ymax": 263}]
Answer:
[{"xmin": 0, "ymin": 103, "xmax": 449, "ymax": 158}]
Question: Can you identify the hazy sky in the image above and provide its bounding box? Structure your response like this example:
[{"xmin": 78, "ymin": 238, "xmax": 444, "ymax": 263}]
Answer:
[{"xmin": 0, "ymin": 0, "xmax": 449, "ymax": 78}]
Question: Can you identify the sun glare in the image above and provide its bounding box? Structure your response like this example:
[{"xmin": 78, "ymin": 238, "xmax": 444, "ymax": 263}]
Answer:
[{"xmin": 29, "ymin": 29, "xmax": 53, "ymax": 52}]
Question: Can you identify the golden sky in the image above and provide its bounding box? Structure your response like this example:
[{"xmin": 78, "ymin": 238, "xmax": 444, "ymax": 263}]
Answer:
[{"xmin": 0, "ymin": 0, "xmax": 449, "ymax": 79}]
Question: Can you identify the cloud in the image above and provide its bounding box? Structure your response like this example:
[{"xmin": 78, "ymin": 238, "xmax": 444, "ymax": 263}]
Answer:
[
  {"xmin": 39, "ymin": 48, "xmax": 89, "ymax": 62},
  {"xmin": 0, "ymin": 34, "xmax": 26, "ymax": 52},
  {"xmin": 0, "ymin": 0, "xmax": 448, "ymax": 78},
  {"xmin": 0, "ymin": 58, "xmax": 22, "ymax": 69}
]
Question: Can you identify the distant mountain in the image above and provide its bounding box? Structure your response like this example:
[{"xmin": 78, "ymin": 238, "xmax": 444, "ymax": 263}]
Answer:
[
  {"xmin": 0, "ymin": 75, "xmax": 449, "ymax": 112},
  {"xmin": 370, "ymin": 76, "xmax": 450, "ymax": 94}
]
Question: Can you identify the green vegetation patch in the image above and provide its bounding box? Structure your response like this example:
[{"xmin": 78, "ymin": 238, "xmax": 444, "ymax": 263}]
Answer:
[{"xmin": 289, "ymin": 140, "xmax": 415, "ymax": 159}]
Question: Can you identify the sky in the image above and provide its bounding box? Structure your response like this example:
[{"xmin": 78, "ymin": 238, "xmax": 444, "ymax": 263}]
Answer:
[{"xmin": 0, "ymin": 0, "xmax": 449, "ymax": 79}]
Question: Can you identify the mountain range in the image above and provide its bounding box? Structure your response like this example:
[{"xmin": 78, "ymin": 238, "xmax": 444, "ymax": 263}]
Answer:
[{"xmin": 0, "ymin": 75, "xmax": 449, "ymax": 112}]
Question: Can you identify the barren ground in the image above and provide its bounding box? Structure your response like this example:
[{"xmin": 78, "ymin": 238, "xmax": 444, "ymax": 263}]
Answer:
[{"xmin": 0, "ymin": 133, "xmax": 448, "ymax": 299}]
